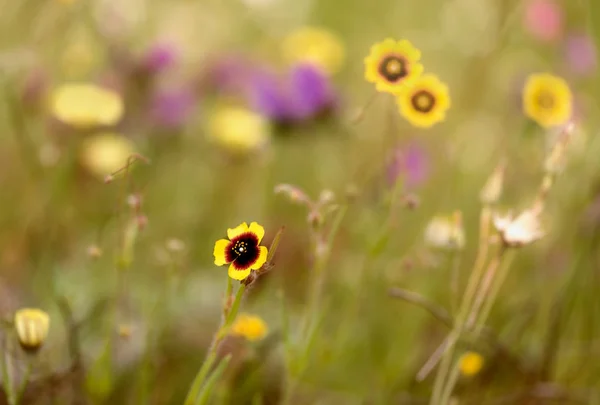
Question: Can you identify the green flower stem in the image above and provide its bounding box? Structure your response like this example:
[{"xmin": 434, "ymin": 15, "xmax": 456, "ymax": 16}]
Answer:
[
  {"xmin": 429, "ymin": 206, "xmax": 492, "ymax": 405},
  {"xmin": 1, "ymin": 333, "xmax": 15, "ymax": 405},
  {"xmin": 194, "ymin": 355, "xmax": 232, "ymax": 405},
  {"xmin": 184, "ymin": 283, "xmax": 246, "ymax": 405},
  {"xmin": 14, "ymin": 359, "xmax": 32, "ymax": 405},
  {"xmin": 439, "ymin": 359, "xmax": 462, "ymax": 405}
]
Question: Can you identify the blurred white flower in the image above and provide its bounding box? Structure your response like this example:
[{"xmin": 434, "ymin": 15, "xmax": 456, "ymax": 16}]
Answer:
[
  {"xmin": 424, "ymin": 213, "xmax": 465, "ymax": 250},
  {"xmin": 493, "ymin": 210, "xmax": 544, "ymax": 247}
]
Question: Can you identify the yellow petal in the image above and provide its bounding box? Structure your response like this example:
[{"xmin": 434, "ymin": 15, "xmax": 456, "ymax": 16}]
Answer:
[
  {"xmin": 248, "ymin": 222, "xmax": 265, "ymax": 244},
  {"xmin": 228, "ymin": 263, "xmax": 251, "ymax": 280},
  {"xmin": 250, "ymin": 246, "xmax": 268, "ymax": 270},
  {"xmin": 213, "ymin": 239, "xmax": 231, "ymax": 266},
  {"xmin": 227, "ymin": 222, "xmax": 249, "ymax": 239}
]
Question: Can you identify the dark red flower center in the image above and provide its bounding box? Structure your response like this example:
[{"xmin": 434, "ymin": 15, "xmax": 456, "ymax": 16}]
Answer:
[
  {"xmin": 226, "ymin": 232, "xmax": 260, "ymax": 271},
  {"xmin": 378, "ymin": 55, "xmax": 408, "ymax": 82},
  {"xmin": 411, "ymin": 90, "xmax": 436, "ymax": 113}
]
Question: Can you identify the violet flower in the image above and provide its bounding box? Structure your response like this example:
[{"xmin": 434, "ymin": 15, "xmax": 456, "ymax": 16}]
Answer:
[
  {"xmin": 386, "ymin": 143, "xmax": 429, "ymax": 188},
  {"xmin": 149, "ymin": 87, "xmax": 196, "ymax": 129},
  {"xmin": 564, "ymin": 33, "xmax": 597, "ymax": 76},
  {"xmin": 140, "ymin": 42, "xmax": 177, "ymax": 74}
]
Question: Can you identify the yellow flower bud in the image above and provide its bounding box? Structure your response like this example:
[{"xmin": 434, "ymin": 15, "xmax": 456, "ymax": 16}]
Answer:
[
  {"xmin": 14, "ymin": 308, "xmax": 50, "ymax": 353},
  {"xmin": 459, "ymin": 351, "xmax": 484, "ymax": 377}
]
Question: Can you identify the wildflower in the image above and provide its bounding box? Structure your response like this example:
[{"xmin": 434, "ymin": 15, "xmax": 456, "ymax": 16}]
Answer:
[
  {"xmin": 424, "ymin": 213, "xmax": 465, "ymax": 250},
  {"xmin": 364, "ymin": 38, "xmax": 424, "ymax": 94},
  {"xmin": 524, "ymin": 0, "xmax": 563, "ymax": 42},
  {"xmin": 213, "ymin": 222, "xmax": 269, "ymax": 280},
  {"xmin": 396, "ymin": 74, "xmax": 451, "ymax": 128},
  {"xmin": 282, "ymin": 26, "xmax": 345, "ymax": 76},
  {"xmin": 14, "ymin": 308, "xmax": 50, "ymax": 353},
  {"xmin": 208, "ymin": 106, "xmax": 270, "ymax": 154},
  {"xmin": 80, "ymin": 133, "xmax": 136, "ymax": 179},
  {"xmin": 523, "ymin": 73, "xmax": 572, "ymax": 128},
  {"xmin": 140, "ymin": 42, "xmax": 177, "ymax": 74},
  {"xmin": 459, "ymin": 351, "xmax": 484, "ymax": 377},
  {"xmin": 480, "ymin": 162, "xmax": 505, "ymax": 205},
  {"xmin": 274, "ymin": 184, "xmax": 311, "ymax": 205},
  {"xmin": 230, "ymin": 313, "xmax": 268, "ymax": 341},
  {"xmin": 149, "ymin": 87, "xmax": 195, "ymax": 129},
  {"xmin": 564, "ymin": 32, "xmax": 597, "ymax": 77},
  {"xmin": 87, "ymin": 244, "xmax": 103, "ymax": 259},
  {"xmin": 249, "ymin": 64, "xmax": 337, "ymax": 124},
  {"xmin": 493, "ymin": 209, "xmax": 544, "ymax": 247},
  {"xmin": 386, "ymin": 143, "xmax": 429, "ymax": 188},
  {"xmin": 51, "ymin": 83, "xmax": 124, "ymax": 128}
]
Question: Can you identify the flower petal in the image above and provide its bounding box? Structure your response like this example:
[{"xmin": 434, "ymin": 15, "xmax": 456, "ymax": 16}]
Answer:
[
  {"xmin": 213, "ymin": 239, "xmax": 231, "ymax": 266},
  {"xmin": 248, "ymin": 222, "xmax": 265, "ymax": 244},
  {"xmin": 228, "ymin": 263, "xmax": 252, "ymax": 280},
  {"xmin": 250, "ymin": 246, "xmax": 268, "ymax": 270},
  {"xmin": 227, "ymin": 222, "xmax": 249, "ymax": 239}
]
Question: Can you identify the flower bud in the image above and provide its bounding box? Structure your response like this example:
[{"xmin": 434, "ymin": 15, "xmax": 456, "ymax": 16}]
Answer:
[
  {"xmin": 14, "ymin": 308, "xmax": 50, "ymax": 353},
  {"xmin": 480, "ymin": 162, "xmax": 505, "ymax": 205}
]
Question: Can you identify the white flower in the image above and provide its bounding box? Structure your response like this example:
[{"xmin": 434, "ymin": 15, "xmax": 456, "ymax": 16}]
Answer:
[
  {"xmin": 493, "ymin": 209, "xmax": 544, "ymax": 247},
  {"xmin": 424, "ymin": 213, "xmax": 465, "ymax": 250}
]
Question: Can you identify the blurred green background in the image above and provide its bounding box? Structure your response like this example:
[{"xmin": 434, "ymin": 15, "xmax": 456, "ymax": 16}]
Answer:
[{"xmin": 1, "ymin": 0, "xmax": 600, "ymax": 404}]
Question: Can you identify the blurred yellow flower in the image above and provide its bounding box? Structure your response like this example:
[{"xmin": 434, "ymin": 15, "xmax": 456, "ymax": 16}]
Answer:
[
  {"xmin": 282, "ymin": 26, "xmax": 345, "ymax": 75},
  {"xmin": 364, "ymin": 39, "xmax": 424, "ymax": 94},
  {"xmin": 459, "ymin": 351, "xmax": 484, "ymax": 377},
  {"xmin": 214, "ymin": 222, "xmax": 268, "ymax": 280},
  {"xmin": 208, "ymin": 107, "xmax": 269, "ymax": 154},
  {"xmin": 80, "ymin": 133, "xmax": 136, "ymax": 179},
  {"xmin": 230, "ymin": 313, "xmax": 268, "ymax": 341},
  {"xmin": 51, "ymin": 83, "xmax": 124, "ymax": 128},
  {"xmin": 14, "ymin": 308, "xmax": 50, "ymax": 353},
  {"xmin": 523, "ymin": 73, "xmax": 572, "ymax": 128},
  {"xmin": 397, "ymin": 74, "xmax": 451, "ymax": 128}
]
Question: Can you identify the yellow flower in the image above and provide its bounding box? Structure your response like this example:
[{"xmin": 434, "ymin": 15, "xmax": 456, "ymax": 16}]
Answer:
[
  {"xmin": 523, "ymin": 73, "xmax": 572, "ymax": 128},
  {"xmin": 459, "ymin": 351, "xmax": 484, "ymax": 377},
  {"xmin": 51, "ymin": 83, "xmax": 124, "ymax": 128},
  {"xmin": 213, "ymin": 222, "xmax": 269, "ymax": 280},
  {"xmin": 80, "ymin": 133, "xmax": 136, "ymax": 179},
  {"xmin": 397, "ymin": 74, "xmax": 451, "ymax": 128},
  {"xmin": 14, "ymin": 308, "xmax": 50, "ymax": 353},
  {"xmin": 230, "ymin": 313, "xmax": 268, "ymax": 341},
  {"xmin": 364, "ymin": 38, "xmax": 424, "ymax": 94},
  {"xmin": 208, "ymin": 106, "xmax": 270, "ymax": 154},
  {"xmin": 282, "ymin": 26, "xmax": 345, "ymax": 75}
]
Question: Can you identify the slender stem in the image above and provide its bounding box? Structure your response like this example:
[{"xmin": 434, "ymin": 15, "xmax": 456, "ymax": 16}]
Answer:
[
  {"xmin": 473, "ymin": 250, "xmax": 516, "ymax": 335},
  {"xmin": 1, "ymin": 332, "xmax": 15, "ymax": 405},
  {"xmin": 194, "ymin": 355, "xmax": 232, "ymax": 405},
  {"xmin": 429, "ymin": 206, "xmax": 492, "ymax": 404},
  {"xmin": 389, "ymin": 288, "xmax": 453, "ymax": 328},
  {"xmin": 184, "ymin": 283, "xmax": 246, "ymax": 405},
  {"xmin": 466, "ymin": 247, "xmax": 506, "ymax": 328},
  {"xmin": 439, "ymin": 359, "xmax": 462, "ymax": 405},
  {"xmin": 14, "ymin": 359, "xmax": 32, "ymax": 405}
]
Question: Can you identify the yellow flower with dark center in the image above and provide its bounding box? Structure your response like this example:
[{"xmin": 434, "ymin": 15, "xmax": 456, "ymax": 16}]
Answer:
[
  {"xmin": 364, "ymin": 38, "xmax": 424, "ymax": 94},
  {"xmin": 80, "ymin": 133, "xmax": 136, "ymax": 179},
  {"xmin": 230, "ymin": 313, "xmax": 268, "ymax": 341},
  {"xmin": 51, "ymin": 83, "xmax": 124, "ymax": 128},
  {"xmin": 397, "ymin": 74, "xmax": 451, "ymax": 128},
  {"xmin": 523, "ymin": 73, "xmax": 572, "ymax": 128},
  {"xmin": 459, "ymin": 351, "xmax": 484, "ymax": 377},
  {"xmin": 14, "ymin": 308, "xmax": 50, "ymax": 353},
  {"xmin": 282, "ymin": 26, "xmax": 345, "ymax": 75},
  {"xmin": 213, "ymin": 222, "xmax": 268, "ymax": 280}
]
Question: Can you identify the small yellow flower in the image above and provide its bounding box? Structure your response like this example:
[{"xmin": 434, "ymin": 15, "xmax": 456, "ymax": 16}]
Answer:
[
  {"xmin": 208, "ymin": 106, "xmax": 270, "ymax": 154},
  {"xmin": 51, "ymin": 83, "xmax": 124, "ymax": 128},
  {"xmin": 364, "ymin": 38, "xmax": 424, "ymax": 94},
  {"xmin": 213, "ymin": 222, "xmax": 269, "ymax": 280},
  {"xmin": 230, "ymin": 313, "xmax": 268, "ymax": 341},
  {"xmin": 523, "ymin": 73, "xmax": 572, "ymax": 128},
  {"xmin": 459, "ymin": 351, "xmax": 484, "ymax": 377},
  {"xmin": 282, "ymin": 26, "xmax": 345, "ymax": 75},
  {"xmin": 80, "ymin": 133, "xmax": 136, "ymax": 179},
  {"xmin": 14, "ymin": 308, "xmax": 50, "ymax": 353},
  {"xmin": 397, "ymin": 74, "xmax": 451, "ymax": 128}
]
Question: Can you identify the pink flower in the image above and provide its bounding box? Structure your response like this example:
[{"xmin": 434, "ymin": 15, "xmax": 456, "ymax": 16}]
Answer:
[
  {"xmin": 564, "ymin": 32, "xmax": 597, "ymax": 76},
  {"xmin": 524, "ymin": 0, "xmax": 563, "ymax": 42}
]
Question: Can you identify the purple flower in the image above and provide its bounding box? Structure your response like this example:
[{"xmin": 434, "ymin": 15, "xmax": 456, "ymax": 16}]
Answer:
[
  {"xmin": 386, "ymin": 143, "xmax": 429, "ymax": 188},
  {"xmin": 150, "ymin": 88, "xmax": 195, "ymax": 128},
  {"xmin": 209, "ymin": 53, "xmax": 259, "ymax": 95},
  {"xmin": 141, "ymin": 43, "xmax": 177, "ymax": 74},
  {"xmin": 249, "ymin": 63, "xmax": 337, "ymax": 123},
  {"xmin": 564, "ymin": 33, "xmax": 597, "ymax": 76}
]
